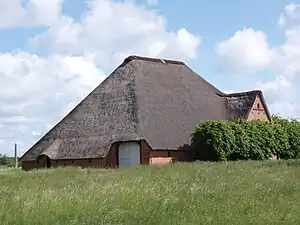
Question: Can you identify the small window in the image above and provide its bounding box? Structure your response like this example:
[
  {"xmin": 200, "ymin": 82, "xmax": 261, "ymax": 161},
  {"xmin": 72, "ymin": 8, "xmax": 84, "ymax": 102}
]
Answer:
[
  {"xmin": 88, "ymin": 159, "xmax": 92, "ymax": 163},
  {"xmin": 257, "ymin": 103, "xmax": 260, "ymax": 109}
]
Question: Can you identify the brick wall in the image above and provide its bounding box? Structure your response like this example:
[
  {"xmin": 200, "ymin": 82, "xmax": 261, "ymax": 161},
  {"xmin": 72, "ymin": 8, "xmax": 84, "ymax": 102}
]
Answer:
[
  {"xmin": 150, "ymin": 149, "xmax": 193, "ymax": 165},
  {"xmin": 22, "ymin": 158, "xmax": 106, "ymax": 170},
  {"xmin": 247, "ymin": 95, "xmax": 270, "ymax": 122},
  {"xmin": 22, "ymin": 140, "xmax": 151, "ymax": 170},
  {"xmin": 140, "ymin": 140, "xmax": 150, "ymax": 165}
]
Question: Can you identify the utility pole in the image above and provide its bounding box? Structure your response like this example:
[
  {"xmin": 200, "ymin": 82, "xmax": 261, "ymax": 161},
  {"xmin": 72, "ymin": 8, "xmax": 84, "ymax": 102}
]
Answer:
[{"xmin": 14, "ymin": 143, "xmax": 18, "ymax": 168}]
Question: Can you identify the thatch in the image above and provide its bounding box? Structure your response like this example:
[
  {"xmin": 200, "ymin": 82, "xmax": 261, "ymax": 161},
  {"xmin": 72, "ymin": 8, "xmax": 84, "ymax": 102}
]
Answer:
[
  {"xmin": 21, "ymin": 55, "xmax": 271, "ymax": 161},
  {"xmin": 222, "ymin": 90, "xmax": 271, "ymax": 121}
]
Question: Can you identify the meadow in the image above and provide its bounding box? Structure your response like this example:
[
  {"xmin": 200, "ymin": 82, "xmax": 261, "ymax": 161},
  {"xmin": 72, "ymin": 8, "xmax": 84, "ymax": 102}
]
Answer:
[{"xmin": 1, "ymin": 160, "xmax": 300, "ymax": 225}]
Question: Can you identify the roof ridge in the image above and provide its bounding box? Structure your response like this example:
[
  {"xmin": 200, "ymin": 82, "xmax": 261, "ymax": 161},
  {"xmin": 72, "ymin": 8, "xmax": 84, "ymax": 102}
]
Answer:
[
  {"xmin": 124, "ymin": 55, "xmax": 186, "ymax": 65},
  {"xmin": 123, "ymin": 55, "xmax": 225, "ymax": 95},
  {"xmin": 123, "ymin": 55, "xmax": 224, "ymax": 94},
  {"xmin": 221, "ymin": 90, "xmax": 262, "ymax": 97}
]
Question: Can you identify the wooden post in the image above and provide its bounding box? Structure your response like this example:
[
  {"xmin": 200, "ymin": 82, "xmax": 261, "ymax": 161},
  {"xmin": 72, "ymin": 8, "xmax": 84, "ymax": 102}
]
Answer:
[{"xmin": 14, "ymin": 143, "xmax": 18, "ymax": 168}]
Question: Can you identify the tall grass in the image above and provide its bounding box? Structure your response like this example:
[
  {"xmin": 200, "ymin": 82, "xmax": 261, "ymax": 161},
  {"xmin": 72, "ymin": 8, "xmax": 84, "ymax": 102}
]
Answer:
[{"xmin": 1, "ymin": 160, "xmax": 300, "ymax": 225}]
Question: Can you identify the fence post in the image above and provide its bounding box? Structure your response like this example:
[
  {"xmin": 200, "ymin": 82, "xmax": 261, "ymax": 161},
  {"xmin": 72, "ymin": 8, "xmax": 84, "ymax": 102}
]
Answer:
[{"xmin": 14, "ymin": 143, "xmax": 18, "ymax": 168}]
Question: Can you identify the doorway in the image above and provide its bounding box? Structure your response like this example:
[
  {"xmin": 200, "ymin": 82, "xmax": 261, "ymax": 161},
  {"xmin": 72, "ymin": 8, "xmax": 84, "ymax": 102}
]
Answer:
[
  {"xmin": 118, "ymin": 142, "xmax": 141, "ymax": 168},
  {"xmin": 44, "ymin": 156, "xmax": 51, "ymax": 168}
]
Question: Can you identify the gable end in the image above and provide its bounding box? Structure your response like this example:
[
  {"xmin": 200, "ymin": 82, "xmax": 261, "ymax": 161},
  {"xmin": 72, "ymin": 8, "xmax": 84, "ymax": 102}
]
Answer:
[{"xmin": 247, "ymin": 94, "xmax": 271, "ymax": 122}]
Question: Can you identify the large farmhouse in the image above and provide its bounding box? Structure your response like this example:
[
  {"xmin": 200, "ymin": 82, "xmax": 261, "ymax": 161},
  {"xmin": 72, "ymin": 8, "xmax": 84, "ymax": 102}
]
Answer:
[{"xmin": 20, "ymin": 55, "xmax": 271, "ymax": 170}]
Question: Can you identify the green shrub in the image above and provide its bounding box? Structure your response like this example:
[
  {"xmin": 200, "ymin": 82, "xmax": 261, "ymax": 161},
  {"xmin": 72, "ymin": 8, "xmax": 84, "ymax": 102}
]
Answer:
[
  {"xmin": 191, "ymin": 115, "xmax": 300, "ymax": 162},
  {"xmin": 227, "ymin": 122, "xmax": 250, "ymax": 160},
  {"xmin": 0, "ymin": 154, "xmax": 19, "ymax": 167}
]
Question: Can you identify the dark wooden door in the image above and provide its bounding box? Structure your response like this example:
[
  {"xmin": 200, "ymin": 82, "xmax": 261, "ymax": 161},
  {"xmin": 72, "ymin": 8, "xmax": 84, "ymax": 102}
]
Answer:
[{"xmin": 46, "ymin": 156, "xmax": 51, "ymax": 168}]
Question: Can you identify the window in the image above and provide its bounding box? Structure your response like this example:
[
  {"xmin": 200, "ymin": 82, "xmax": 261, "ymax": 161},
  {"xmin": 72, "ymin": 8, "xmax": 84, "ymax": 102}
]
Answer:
[
  {"xmin": 72, "ymin": 160, "xmax": 75, "ymax": 164},
  {"xmin": 168, "ymin": 151, "xmax": 171, "ymax": 157},
  {"xmin": 257, "ymin": 103, "xmax": 260, "ymax": 109},
  {"xmin": 88, "ymin": 159, "xmax": 92, "ymax": 163}
]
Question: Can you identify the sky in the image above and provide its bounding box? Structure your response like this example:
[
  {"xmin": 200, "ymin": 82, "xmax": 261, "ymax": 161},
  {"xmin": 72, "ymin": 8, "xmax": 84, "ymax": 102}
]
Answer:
[{"xmin": 1, "ymin": 0, "xmax": 300, "ymax": 156}]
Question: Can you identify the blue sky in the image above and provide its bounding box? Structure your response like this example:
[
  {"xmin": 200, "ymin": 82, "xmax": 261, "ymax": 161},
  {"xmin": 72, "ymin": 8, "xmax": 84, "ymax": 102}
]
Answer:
[{"xmin": 0, "ymin": 0, "xmax": 300, "ymax": 156}]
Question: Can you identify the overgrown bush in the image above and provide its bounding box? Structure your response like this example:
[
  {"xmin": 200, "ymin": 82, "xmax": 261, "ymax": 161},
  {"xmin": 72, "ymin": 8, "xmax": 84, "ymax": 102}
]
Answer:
[
  {"xmin": 191, "ymin": 115, "xmax": 300, "ymax": 161},
  {"xmin": 0, "ymin": 154, "xmax": 19, "ymax": 167}
]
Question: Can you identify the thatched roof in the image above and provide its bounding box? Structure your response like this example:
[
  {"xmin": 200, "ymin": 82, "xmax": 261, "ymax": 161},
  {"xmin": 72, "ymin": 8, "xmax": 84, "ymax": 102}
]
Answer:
[
  {"xmin": 21, "ymin": 55, "xmax": 271, "ymax": 160},
  {"xmin": 221, "ymin": 90, "xmax": 271, "ymax": 121}
]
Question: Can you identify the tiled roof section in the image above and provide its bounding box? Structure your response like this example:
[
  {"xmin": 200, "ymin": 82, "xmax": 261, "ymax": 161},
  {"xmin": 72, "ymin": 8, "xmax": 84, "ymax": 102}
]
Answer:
[{"xmin": 21, "ymin": 55, "xmax": 270, "ymax": 161}]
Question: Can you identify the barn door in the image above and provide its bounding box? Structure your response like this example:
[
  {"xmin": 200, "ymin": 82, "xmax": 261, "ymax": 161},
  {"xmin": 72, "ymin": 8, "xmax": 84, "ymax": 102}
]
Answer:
[{"xmin": 118, "ymin": 142, "xmax": 141, "ymax": 168}]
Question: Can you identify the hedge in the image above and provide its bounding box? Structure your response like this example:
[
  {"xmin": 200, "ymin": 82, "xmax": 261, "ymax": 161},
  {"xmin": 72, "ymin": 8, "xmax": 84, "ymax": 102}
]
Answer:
[{"xmin": 191, "ymin": 115, "xmax": 300, "ymax": 161}]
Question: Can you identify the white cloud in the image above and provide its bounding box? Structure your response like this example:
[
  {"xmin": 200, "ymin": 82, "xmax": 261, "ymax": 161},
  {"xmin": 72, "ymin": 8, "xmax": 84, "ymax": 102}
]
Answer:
[
  {"xmin": 0, "ymin": 52, "xmax": 105, "ymax": 155},
  {"xmin": 216, "ymin": 4, "xmax": 300, "ymax": 119},
  {"xmin": 0, "ymin": 0, "xmax": 62, "ymax": 28},
  {"xmin": 278, "ymin": 3, "xmax": 300, "ymax": 27},
  {"xmin": 146, "ymin": 0, "xmax": 159, "ymax": 6},
  {"xmin": 256, "ymin": 75, "xmax": 294, "ymax": 104},
  {"xmin": 29, "ymin": 0, "xmax": 200, "ymax": 66},
  {"xmin": 215, "ymin": 28, "xmax": 275, "ymax": 73},
  {"xmin": 268, "ymin": 101, "xmax": 300, "ymax": 120},
  {"xmin": 0, "ymin": 0, "xmax": 200, "ymax": 155}
]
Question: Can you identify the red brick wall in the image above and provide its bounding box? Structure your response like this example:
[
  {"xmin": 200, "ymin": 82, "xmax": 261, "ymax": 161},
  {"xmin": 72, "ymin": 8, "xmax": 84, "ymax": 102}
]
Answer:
[
  {"xmin": 21, "ymin": 140, "xmax": 193, "ymax": 170},
  {"xmin": 151, "ymin": 150, "xmax": 169, "ymax": 157},
  {"xmin": 22, "ymin": 140, "xmax": 150, "ymax": 170},
  {"xmin": 22, "ymin": 158, "xmax": 106, "ymax": 170},
  {"xmin": 140, "ymin": 140, "xmax": 150, "ymax": 165},
  {"xmin": 247, "ymin": 95, "xmax": 270, "ymax": 122},
  {"xmin": 52, "ymin": 158, "xmax": 105, "ymax": 168},
  {"xmin": 150, "ymin": 150, "xmax": 194, "ymax": 164},
  {"xmin": 22, "ymin": 161, "xmax": 38, "ymax": 171},
  {"xmin": 105, "ymin": 142, "xmax": 118, "ymax": 168}
]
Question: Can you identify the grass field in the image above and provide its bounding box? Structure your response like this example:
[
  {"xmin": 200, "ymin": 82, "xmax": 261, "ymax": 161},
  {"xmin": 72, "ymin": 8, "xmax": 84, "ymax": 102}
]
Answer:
[{"xmin": 1, "ymin": 160, "xmax": 300, "ymax": 225}]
